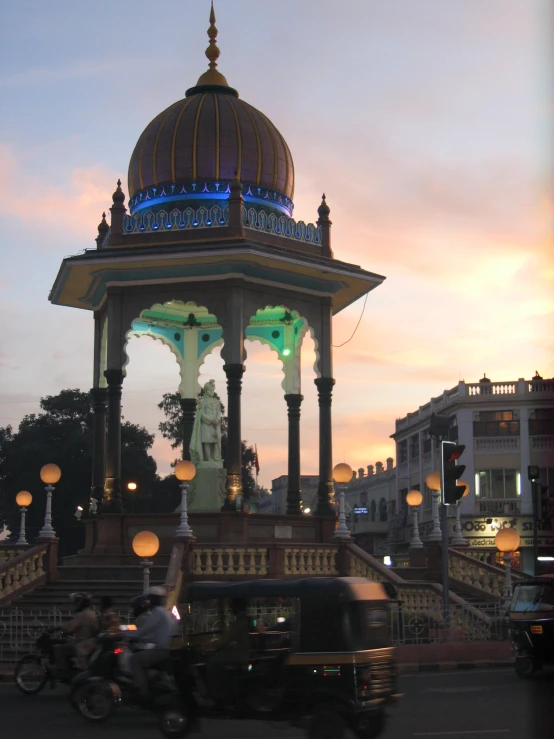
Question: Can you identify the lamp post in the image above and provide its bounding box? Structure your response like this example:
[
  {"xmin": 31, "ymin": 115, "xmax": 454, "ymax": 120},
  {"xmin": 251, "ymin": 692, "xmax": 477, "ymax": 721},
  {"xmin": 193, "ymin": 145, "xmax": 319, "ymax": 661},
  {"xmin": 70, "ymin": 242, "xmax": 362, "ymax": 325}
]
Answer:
[
  {"xmin": 132, "ymin": 531, "xmax": 160, "ymax": 593},
  {"xmin": 39, "ymin": 464, "xmax": 61, "ymax": 539},
  {"xmin": 496, "ymin": 527, "xmax": 521, "ymax": 607},
  {"xmin": 452, "ymin": 480, "xmax": 469, "ymax": 546},
  {"xmin": 174, "ymin": 460, "xmax": 196, "ymax": 538},
  {"xmin": 15, "ymin": 491, "xmax": 32, "ymax": 545},
  {"xmin": 332, "ymin": 463, "xmax": 353, "ymax": 539},
  {"xmin": 425, "ymin": 471, "xmax": 442, "ymax": 541},
  {"xmin": 406, "ymin": 490, "xmax": 423, "ymax": 549}
]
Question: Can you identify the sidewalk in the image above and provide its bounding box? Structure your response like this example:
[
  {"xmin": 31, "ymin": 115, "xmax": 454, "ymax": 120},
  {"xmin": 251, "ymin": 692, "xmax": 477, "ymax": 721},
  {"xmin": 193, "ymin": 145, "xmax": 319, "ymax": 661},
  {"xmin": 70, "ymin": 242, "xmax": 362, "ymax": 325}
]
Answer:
[{"xmin": 396, "ymin": 640, "xmax": 513, "ymax": 673}]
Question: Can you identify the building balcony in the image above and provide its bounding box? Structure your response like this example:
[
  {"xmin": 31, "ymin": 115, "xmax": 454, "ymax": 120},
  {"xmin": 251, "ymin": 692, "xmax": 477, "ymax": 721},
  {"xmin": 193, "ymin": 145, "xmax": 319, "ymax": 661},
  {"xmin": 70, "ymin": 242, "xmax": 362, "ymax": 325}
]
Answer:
[
  {"xmin": 474, "ymin": 437, "xmax": 520, "ymax": 453},
  {"xmin": 531, "ymin": 435, "xmax": 554, "ymax": 451},
  {"xmin": 477, "ymin": 499, "xmax": 521, "ymax": 515}
]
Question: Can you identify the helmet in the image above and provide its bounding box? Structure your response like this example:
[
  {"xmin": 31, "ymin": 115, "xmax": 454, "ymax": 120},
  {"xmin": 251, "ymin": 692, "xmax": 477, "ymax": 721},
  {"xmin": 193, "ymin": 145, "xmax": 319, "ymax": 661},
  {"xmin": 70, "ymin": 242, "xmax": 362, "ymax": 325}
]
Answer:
[
  {"xmin": 145, "ymin": 586, "xmax": 166, "ymax": 608},
  {"xmin": 131, "ymin": 595, "xmax": 151, "ymax": 619},
  {"xmin": 69, "ymin": 592, "xmax": 92, "ymax": 612}
]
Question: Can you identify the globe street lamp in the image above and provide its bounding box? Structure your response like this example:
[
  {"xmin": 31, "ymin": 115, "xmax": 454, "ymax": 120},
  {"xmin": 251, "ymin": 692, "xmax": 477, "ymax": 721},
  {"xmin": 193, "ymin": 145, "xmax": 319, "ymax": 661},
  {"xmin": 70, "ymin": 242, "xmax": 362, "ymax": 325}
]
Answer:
[
  {"xmin": 496, "ymin": 527, "xmax": 521, "ymax": 606},
  {"xmin": 132, "ymin": 530, "xmax": 160, "ymax": 593},
  {"xmin": 39, "ymin": 464, "xmax": 61, "ymax": 539},
  {"xmin": 406, "ymin": 489, "xmax": 424, "ymax": 549},
  {"xmin": 332, "ymin": 463, "xmax": 353, "ymax": 539},
  {"xmin": 451, "ymin": 480, "xmax": 470, "ymax": 546},
  {"xmin": 15, "ymin": 491, "xmax": 32, "ymax": 545},
  {"xmin": 425, "ymin": 471, "xmax": 442, "ymax": 541},
  {"xmin": 174, "ymin": 460, "xmax": 196, "ymax": 538},
  {"xmin": 127, "ymin": 482, "xmax": 137, "ymax": 491}
]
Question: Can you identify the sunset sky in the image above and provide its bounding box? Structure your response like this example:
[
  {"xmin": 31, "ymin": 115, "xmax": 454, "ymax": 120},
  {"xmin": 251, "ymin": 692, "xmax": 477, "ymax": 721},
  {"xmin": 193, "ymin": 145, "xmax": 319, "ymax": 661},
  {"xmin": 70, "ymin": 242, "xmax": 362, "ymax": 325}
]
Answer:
[{"xmin": 1, "ymin": 0, "xmax": 552, "ymax": 490}]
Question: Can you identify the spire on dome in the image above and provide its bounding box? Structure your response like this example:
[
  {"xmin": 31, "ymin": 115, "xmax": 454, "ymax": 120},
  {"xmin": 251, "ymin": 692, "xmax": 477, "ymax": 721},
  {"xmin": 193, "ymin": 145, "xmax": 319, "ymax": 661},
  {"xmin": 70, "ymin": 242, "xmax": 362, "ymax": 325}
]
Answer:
[{"xmin": 195, "ymin": 2, "xmax": 230, "ymax": 88}]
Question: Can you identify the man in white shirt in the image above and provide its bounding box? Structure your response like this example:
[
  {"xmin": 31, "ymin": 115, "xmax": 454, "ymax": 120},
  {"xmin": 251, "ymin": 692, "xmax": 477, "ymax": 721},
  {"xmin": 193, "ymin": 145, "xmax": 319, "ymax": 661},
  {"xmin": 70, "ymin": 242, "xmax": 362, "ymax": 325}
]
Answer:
[{"xmin": 129, "ymin": 587, "xmax": 177, "ymax": 702}]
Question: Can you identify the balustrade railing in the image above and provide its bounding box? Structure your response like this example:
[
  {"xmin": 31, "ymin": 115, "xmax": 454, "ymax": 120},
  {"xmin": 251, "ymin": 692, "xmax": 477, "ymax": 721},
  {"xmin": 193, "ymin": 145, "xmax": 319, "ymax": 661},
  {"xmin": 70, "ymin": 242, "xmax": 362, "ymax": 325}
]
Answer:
[
  {"xmin": 448, "ymin": 547, "xmax": 522, "ymax": 600},
  {"xmin": 0, "ymin": 545, "xmax": 49, "ymax": 606},
  {"xmin": 283, "ymin": 546, "xmax": 338, "ymax": 576},
  {"xmin": 191, "ymin": 547, "xmax": 269, "ymax": 577},
  {"xmin": 475, "ymin": 438, "xmax": 519, "ymax": 453},
  {"xmin": 532, "ymin": 435, "xmax": 554, "ymax": 450},
  {"xmin": 0, "ymin": 547, "xmax": 25, "ymax": 564}
]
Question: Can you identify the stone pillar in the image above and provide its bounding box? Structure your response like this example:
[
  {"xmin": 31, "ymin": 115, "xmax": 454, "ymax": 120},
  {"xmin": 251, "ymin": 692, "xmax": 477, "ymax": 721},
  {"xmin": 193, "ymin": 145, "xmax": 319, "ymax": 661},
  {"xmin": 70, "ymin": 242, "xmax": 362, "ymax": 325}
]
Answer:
[
  {"xmin": 180, "ymin": 397, "xmax": 197, "ymax": 461},
  {"xmin": 90, "ymin": 387, "xmax": 108, "ymax": 501},
  {"xmin": 317, "ymin": 194, "xmax": 333, "ymax": 259},
  {"xmin": 314, "ymin": 377, "xmax": 335, "ymax": 516},
  {"xmin": 223, "ymin": 363, "xmax": 245, "ymax": 508},
  {"xmin": 104, "ymin": 369, "xmax": 124, "ymax": 512},
  {"xmin": 285, "ymin": 394, "xmax": 303, "ymax": 515}
]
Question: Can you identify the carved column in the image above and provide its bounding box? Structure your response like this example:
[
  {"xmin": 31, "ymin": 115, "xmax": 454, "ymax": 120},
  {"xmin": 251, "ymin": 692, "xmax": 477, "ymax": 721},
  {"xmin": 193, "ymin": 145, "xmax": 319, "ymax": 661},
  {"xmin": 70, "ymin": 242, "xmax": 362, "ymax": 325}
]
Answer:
[
  {"xmin": 180, "ymin": 397, "xmax": 197, "ymax": 461},
  {"xmin": 223, "ymin": 364, "xmax": 245, "ymax": 508},
  {"xmin": 103, "ymin": 369, "xmax": 124, "ymax": 512},
  {"xmin": 285, "ymin": 394, "xmax": 303, "ymax": 515},
  {"xmin": 90, "ymin": 387, "xmax": 108, "ymax": 501},
  {"xmin": 314, "ymin": 377, "xmax": 336, "ymax": 516}
]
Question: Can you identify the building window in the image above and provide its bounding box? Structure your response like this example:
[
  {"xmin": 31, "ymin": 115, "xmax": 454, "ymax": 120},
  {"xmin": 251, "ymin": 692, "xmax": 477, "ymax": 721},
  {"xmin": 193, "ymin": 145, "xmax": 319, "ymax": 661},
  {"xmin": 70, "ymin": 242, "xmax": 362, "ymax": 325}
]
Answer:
[
  {"xmin": 410, "ymin": 435, "xmax": 419, "ymax": 460},
  {"xmin": 529, "ymin": 409, "xmax": 554, "ymax": 436},
  {"xmin": 399, "ymin": 440, "xmax": 407, "ymax": 463},
  {"xmin": 474, "ymin": 410, "xmax": 519, "ymax": 437},
  {"xmin": 475, "ymin": 469, "xmax": 520, "ymax": 499},
  {"xmin": 370, "ymin": 499, "xmax": 376, "ymax": 521},
  {"xmin": 423, "ymin": 432, "xmax": 432, "ymax": 454},
  {"xmin": 379, "ymin": 498, "xmax": 388, "ymax": 521}
]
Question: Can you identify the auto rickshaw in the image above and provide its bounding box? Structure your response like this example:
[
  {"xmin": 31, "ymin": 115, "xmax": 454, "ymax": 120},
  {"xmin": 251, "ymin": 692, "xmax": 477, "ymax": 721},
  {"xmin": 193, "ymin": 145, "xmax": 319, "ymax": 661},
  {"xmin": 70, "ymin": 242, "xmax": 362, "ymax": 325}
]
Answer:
[
  {"xmin": 161, "ymin": 577, "xmax": 399, "ymax": 739},
  {"xmin": 508, "ymin": 573, "xmax": 554, "ymax": 678}
]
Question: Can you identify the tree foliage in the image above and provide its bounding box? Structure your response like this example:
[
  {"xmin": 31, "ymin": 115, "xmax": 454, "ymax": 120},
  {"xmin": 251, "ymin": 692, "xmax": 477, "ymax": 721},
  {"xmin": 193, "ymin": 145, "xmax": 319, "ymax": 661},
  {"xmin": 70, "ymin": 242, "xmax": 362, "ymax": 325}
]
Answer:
[{"xmin": 0, "ymin": 389, "xmax": 161, "ymax": 556}]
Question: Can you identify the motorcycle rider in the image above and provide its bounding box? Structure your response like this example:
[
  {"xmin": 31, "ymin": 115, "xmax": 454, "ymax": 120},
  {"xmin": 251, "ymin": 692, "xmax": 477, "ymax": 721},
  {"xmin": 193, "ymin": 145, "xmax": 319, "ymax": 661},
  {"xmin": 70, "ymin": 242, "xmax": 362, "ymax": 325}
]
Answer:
[
  {"xmin": 128, "ymin": 586, "xmax": 177, "ymax": 705},
  {"xmin": 54, "ymin": 592, "xmax": 99, "ymax": 676}
]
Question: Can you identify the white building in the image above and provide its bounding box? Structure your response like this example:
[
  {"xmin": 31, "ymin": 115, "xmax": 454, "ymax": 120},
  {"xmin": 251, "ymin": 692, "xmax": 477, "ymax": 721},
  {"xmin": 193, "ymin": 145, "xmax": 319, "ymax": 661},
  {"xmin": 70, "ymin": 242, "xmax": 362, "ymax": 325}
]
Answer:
[{"xmin": 391, "ymin": 374, "xmax": 554, "ymax": 572}]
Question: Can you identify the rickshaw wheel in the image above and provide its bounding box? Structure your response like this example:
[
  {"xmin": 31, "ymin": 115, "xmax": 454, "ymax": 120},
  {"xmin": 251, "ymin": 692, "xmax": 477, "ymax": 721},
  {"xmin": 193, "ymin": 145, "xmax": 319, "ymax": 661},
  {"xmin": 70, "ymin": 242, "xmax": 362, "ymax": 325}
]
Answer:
[
  {"xmin": 309, "ymin": 709, "xmax": 355, "ymax": 739},
  {"xmin": 515, "ymin": 656, "xmax": 537, "ymax": 679}
]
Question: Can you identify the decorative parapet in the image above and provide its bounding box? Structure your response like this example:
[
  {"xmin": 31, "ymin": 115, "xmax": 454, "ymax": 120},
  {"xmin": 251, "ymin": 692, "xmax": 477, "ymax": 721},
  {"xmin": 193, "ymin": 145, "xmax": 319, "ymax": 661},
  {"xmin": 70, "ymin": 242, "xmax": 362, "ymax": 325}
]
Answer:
[
  {"xmin": 0, "ymin": 544, "xmax": 49, "ymax": 606},
  {"xmin": 475, "ymin": 437, "xmax": 519, "ymax": 453},
  {"xmin": 283, "ymin": 546, "xmax": 337, "ymax": 576},
  {"xmin": 395, "ymin": 377, "xmax": 554, "ymax": 432},
  {"xmin": 447, "ymin": 546, "xmax": 522, "ymax": 600},
  {"xmin": 532, "ymin": 435, "xmax": 554, "ymax": 450},
  {"xmin": 243, "ymin": 207, "xmax": 322, "ymax": 246},
  {"xmin": 192, "ymin": 547, "xmax": 269, "ymax": 577},
  {"xmin": 123, "ymin": 205, "xmax": 229, "ymax": 234}
]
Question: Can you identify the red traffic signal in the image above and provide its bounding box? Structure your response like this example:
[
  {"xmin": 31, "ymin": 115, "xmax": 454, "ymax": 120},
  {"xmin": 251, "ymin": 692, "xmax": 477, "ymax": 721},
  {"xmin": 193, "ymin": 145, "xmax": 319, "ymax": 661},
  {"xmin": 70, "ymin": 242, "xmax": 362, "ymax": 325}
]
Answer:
[{"xmin": 441, "ymin": 441, "xmax": 466, "ymax": 505}]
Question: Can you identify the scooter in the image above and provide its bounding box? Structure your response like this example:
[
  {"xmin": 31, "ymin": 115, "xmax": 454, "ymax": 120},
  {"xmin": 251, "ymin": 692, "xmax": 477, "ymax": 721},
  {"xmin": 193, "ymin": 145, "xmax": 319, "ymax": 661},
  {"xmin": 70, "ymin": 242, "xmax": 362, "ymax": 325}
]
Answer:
[
  {"xmin": 73, "ymin": 636, "xmax": 187, "ymax": 736},
  {"xmin": 15, "ymin": 628, "xmax": 83, "ymax": 696}
]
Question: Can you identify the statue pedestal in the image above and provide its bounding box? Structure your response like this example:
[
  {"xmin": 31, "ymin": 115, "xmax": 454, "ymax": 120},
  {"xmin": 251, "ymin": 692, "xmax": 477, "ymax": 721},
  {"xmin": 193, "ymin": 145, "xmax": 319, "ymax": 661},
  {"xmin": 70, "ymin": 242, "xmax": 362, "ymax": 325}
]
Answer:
[{"xmin": 185, "ymin": 465, "xmax": 227, "ymax": 513}]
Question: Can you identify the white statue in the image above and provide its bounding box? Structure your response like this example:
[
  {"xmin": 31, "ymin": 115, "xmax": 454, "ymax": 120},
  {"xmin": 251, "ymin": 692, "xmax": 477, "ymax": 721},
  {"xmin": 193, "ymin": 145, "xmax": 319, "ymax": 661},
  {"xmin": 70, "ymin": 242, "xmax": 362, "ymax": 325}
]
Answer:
[{"xmin": 190, "ymin": 379, "xmax": 222, "ymax": 465}]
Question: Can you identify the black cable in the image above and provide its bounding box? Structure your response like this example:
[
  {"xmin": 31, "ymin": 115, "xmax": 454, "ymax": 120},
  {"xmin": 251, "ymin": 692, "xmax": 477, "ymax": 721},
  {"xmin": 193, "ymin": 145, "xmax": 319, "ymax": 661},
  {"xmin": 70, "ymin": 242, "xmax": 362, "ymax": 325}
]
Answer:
[{"xmin": 332, "ymin": 292, "xmax": 369, "ymax": 348}]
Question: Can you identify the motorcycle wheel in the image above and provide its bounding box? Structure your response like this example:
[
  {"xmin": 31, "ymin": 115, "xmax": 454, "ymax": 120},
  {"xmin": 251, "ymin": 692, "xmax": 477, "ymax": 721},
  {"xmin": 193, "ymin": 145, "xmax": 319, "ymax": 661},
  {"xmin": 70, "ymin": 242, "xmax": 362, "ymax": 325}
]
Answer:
[
  {"xmin": 14, "ymin": 655, "xmax": 48, "ymax": 695},
  {"xmin": 77, "ymin": 680, "xmax": 117, "ymax": 722},
  {"xmin": 158, "ymin": 706, "xmax": 190, "ymax": 738}
]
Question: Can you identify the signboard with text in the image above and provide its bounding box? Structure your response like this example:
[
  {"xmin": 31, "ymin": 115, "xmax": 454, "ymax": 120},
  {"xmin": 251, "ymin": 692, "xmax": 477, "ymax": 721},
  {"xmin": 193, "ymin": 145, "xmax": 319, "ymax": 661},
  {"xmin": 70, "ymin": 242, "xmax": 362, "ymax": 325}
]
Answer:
[{"xmin": 418, "ymin": 515, "xmax": 554, "ymax": 548}]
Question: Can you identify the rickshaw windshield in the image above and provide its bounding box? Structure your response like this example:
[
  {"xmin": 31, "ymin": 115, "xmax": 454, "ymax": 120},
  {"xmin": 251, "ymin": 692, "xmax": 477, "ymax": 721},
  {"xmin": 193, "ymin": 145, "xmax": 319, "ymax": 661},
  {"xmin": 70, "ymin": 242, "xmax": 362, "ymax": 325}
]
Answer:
[
  {"xmin": 511, "ymin": 584, "xmax": 554, "ymax": 612},
  {"xmin": 346, "ymin": 600, "xmax": 390, "ymax": 651}
]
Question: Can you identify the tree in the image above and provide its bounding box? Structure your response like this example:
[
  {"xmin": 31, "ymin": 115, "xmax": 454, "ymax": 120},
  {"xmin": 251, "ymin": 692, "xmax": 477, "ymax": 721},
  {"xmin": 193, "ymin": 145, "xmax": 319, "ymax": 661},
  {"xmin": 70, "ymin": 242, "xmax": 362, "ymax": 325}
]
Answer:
[
  {"xmin": 157, "ymin": 392, "xmax": 258, "ymax": 500},
  {"xmin": 0, "ymin": 389, "xmax": 159, "ymax": 557}
]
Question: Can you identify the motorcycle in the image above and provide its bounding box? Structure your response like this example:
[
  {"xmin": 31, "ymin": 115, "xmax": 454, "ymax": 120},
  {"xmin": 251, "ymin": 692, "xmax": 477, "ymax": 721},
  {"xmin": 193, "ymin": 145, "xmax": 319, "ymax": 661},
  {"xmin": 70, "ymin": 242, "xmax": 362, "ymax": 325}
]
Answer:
[
  {"xmin": 14, "ymin": 628, "xmax": 81, "ymax": 696},
  {"xmin": 73, "ymin": 634, "xmax": 187, "ymax": 736}
]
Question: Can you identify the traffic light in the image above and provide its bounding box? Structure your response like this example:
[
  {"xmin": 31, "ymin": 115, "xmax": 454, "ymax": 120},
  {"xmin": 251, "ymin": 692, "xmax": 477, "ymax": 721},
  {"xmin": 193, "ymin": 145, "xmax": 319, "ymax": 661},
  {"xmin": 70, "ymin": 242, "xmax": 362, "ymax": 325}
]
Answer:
[{"xmin": 441, "ymin": 441, "xmax": 466, "ymax": 505}]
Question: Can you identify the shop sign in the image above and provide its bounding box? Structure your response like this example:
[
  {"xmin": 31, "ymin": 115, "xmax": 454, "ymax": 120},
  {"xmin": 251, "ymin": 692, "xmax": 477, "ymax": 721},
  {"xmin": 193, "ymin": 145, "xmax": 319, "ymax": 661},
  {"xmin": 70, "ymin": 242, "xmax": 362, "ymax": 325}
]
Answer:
[{"xmin": 354, "ymin": 507, "xmax": 369, "ymax": 515}]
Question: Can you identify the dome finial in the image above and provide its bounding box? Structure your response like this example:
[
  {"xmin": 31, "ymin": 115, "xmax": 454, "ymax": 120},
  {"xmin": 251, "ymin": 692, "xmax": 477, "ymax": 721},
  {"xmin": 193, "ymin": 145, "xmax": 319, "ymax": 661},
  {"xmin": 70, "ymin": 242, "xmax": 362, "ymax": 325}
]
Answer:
[
  {"xmin": 194, "ymin": 2, "xmax": 230, "ymax": 88},
  {"xmin": 206, "ymin": 2, "xmax": 220, "ymax": 71}
]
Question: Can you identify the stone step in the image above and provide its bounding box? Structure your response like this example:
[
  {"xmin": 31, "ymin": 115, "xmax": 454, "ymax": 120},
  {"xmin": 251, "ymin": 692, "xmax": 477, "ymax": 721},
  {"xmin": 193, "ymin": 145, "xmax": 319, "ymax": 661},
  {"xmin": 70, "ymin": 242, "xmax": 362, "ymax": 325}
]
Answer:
[{"xmin": 57, "ymin": 566, "xmax": 168, "ymax": 581}]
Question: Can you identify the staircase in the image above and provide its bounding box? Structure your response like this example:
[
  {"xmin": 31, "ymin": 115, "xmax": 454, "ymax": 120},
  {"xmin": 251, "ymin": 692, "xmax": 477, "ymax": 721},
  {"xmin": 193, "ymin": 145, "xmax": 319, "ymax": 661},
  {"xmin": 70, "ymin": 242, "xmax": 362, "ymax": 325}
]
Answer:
[{"xmin": 0, "ymin": 554, "xmax": 167, "ymax": 666}]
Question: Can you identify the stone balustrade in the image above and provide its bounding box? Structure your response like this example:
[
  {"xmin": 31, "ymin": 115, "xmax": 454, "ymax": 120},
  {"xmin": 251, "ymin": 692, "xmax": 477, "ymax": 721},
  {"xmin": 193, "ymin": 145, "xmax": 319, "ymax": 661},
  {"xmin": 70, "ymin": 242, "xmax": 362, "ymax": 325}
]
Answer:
[
  {"xmin": 447, "ymin": 547, "xmax": 522, "ymax": 600},
  {"xmin": 0, "ymin": 544, "xmax": 49, "ymax": 605},
  {"xmin": 283, "ymin": 546, "xmax": 338, "ymax": 576},
  {"xmin": 192, "ymin": 547, "xmax": 269, "ymax": 577},
  {"xmin": 0, "ymin": 546, "xmax": 26, "ymax": 564}
]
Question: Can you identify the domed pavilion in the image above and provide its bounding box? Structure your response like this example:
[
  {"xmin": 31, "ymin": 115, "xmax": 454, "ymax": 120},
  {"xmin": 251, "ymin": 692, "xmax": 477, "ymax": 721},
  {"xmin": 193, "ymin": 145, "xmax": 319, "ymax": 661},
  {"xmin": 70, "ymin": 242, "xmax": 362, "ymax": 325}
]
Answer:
[{"xmin": 49, "ymin": 7, "xmax": 385, "ymax": 519}]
